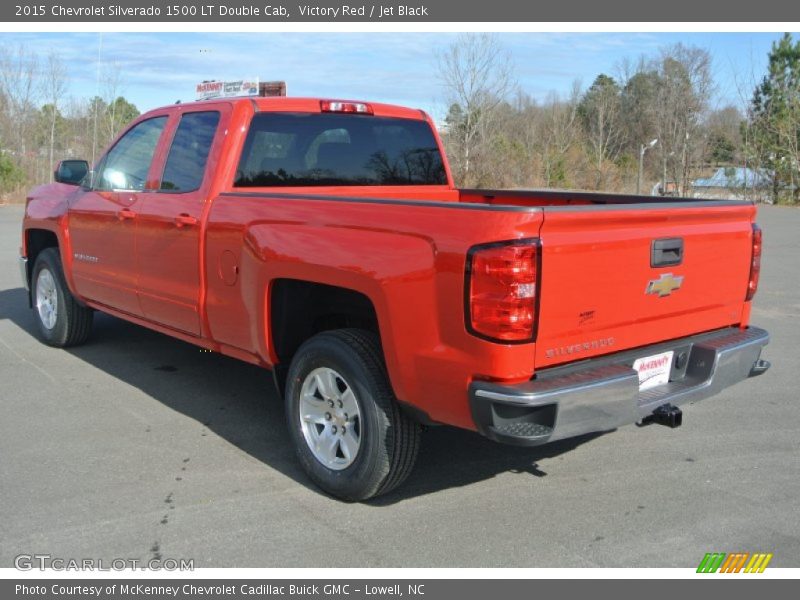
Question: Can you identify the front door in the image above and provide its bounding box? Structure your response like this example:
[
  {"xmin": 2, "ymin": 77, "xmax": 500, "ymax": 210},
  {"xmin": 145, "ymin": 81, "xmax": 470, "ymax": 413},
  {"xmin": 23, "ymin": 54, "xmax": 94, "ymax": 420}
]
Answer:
[{"xmin": 67, "ymin": 116, "xmax": 169, "ymax": 316}]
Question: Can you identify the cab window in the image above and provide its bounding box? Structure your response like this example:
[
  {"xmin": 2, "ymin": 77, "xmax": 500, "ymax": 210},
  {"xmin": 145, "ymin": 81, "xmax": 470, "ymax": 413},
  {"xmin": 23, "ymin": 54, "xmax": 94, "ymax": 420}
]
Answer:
[
  {"xmin": 160, "ymin": 111, "xmax": 221, "ymax": 192},
  {"xmin": 235, "ymin": 113, "xmax": 447, "ymax": 187},
  {"xmin": 94, "ymin": 117, "xmax": 167, "ymax": 191}
]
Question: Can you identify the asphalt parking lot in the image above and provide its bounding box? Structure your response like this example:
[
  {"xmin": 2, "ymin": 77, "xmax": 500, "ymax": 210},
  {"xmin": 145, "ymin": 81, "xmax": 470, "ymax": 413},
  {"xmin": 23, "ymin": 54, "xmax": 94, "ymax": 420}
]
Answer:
[{"xmin": 0, "ymin": 202, "xmax": 798, "ymax": 568}]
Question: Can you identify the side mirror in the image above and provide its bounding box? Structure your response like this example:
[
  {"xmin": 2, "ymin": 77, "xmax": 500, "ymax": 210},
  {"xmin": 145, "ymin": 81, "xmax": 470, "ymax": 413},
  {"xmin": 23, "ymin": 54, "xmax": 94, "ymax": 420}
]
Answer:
[{"xmin": 54, "ymin": 160, "xmax": 90, "ymax": 186}]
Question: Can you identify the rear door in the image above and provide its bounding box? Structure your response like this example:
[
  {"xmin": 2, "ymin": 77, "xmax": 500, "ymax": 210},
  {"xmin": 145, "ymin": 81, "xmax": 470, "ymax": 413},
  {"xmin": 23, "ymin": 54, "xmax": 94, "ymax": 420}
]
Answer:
[
  {"xmin": 534, "ymin": 203, "xmax": 756, "ymax": 368},
  {"xmin": 135, "ymin": 107, "xmax": 225, "ymax": 336}
]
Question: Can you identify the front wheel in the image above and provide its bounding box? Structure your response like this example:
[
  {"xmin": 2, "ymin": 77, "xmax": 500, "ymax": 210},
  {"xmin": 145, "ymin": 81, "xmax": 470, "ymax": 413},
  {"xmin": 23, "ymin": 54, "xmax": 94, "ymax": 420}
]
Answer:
[
  {"xmin": 32, "ymin": 248, "xmax": 93, "ymax": 347},
  {"xmin": 285, "ymin": 329, "xmax": 421, "ymax": 501}
]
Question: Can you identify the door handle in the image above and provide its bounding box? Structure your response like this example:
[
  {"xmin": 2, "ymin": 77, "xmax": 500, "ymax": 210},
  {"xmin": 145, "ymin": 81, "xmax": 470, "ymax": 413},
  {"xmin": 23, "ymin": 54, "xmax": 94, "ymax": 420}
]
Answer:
[
  {"xmin": 118, "ymin": 208, "xmax": 137, "ymax": 221},
  {"xmin": 175, "ymin": 213, "xmax": 199, "ymax": 228},
  {"xmin": 651, "ymin": 237, "xmax": 684, "ymax": 267}
]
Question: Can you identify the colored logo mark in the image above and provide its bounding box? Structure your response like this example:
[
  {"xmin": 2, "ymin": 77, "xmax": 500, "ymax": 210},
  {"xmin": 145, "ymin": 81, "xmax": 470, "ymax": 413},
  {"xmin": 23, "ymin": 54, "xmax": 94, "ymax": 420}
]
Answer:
[{"xmin": 697, "ymin": 552, "xmax": 773, "ymax": 573}]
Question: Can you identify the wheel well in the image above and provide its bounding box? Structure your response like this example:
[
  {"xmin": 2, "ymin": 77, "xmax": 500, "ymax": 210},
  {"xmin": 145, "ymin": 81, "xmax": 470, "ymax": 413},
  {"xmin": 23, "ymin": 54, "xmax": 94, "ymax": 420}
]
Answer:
[
  {"xmin": 267, "ymin": 279, "xmax": 431, "ymax": 425},
  {"xmin": 24, "ymin": 229, "xmax": 60, "ymax": 290},
  {"xmin": 270, "ymin": 279, "xmax": 380, "ymax": 365},
  {"xmin": 26, "ymin": 229, "xmax": 59, "ymax": 261}
]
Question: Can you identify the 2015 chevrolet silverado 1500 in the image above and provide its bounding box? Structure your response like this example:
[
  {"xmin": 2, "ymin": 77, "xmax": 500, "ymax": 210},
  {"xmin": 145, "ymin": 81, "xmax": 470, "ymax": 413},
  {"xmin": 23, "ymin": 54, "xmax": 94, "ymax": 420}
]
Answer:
[{"xmin": 19, "ymin": 92, "xmax": 771, "ymax": 500}]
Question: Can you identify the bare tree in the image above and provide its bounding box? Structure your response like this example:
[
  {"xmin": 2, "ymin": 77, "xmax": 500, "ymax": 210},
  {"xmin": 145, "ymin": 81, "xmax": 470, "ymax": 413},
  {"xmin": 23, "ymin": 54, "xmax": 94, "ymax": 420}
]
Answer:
[
  {"xmin": 540, "ymin": 83, "xmax": 580, "ymax": 188},
  {"xmin": 0, "ymin": 44, "xmax": 40, "ymax": 165},
  {"xmin": 101, "ymin": 62, "xmax": 123, "ymax": 144},
  {"xmin": 511, "ymin": 92, "xmax": 545, "ymax": 187},
  {"xmin": 44, "ymin": 52, "xmax": 67, "ymax": 181},
  {"xmin": 652, "ymin": 45, "xmax": 713, "ymax": 194},
  {"xmin": 0, "ymin": 42, "xmax": 141, "ymax": 200},
  {"xmin": 438, "ymin": 33, "xmax": 515, "ymax": 184}
]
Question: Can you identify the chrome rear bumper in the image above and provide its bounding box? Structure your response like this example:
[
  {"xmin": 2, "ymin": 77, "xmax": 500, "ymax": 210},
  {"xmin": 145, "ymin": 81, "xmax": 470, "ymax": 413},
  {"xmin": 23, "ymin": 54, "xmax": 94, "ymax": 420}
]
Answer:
[{"xmin": 469, "ymin": 326, "xmax": 770, "ymax": 446}]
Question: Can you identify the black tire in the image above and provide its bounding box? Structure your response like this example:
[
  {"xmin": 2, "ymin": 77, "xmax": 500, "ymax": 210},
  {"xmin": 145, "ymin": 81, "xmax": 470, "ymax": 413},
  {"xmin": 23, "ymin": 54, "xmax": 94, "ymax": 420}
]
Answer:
[
  {"xmin": 285, "ymin": 329, "xmax": 421, "ymax": 501},
  {"xmin": 31, "ymin": 248, "xmax": 93, "ymax": 347}
]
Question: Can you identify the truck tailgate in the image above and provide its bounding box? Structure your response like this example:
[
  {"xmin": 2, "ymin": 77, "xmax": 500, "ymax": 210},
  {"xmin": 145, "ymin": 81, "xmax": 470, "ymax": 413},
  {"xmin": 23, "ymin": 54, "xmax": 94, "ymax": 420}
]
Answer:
[{"xmin": 535, "ymin": 202, "xmax": 756, "ymax": 368}]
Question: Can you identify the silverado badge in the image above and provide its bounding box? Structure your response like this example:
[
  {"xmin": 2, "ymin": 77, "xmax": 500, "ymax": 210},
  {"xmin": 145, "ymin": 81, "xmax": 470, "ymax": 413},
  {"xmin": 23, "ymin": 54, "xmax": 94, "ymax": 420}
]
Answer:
[{"xmin": 646, "ymin": 273, "xmax": 684, "ymax": 297}]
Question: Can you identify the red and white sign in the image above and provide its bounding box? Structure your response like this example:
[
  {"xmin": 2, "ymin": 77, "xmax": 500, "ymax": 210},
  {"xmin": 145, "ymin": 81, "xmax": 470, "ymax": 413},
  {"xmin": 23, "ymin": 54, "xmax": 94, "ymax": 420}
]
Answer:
[
  {"xmin": 633, "ymin": 350, "xmax": 674, "ymax": 391},
  {"xmin": 196, "ymin": 79, "xmax": 259, "ymax": 101}
]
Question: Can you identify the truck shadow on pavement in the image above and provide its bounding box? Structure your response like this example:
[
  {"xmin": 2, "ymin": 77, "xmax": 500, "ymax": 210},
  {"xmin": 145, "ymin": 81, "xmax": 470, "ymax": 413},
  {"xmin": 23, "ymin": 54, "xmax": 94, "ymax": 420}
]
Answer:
[{"xmin": 0, "ymin": 286, "xmax": 605, "ymax": 504}]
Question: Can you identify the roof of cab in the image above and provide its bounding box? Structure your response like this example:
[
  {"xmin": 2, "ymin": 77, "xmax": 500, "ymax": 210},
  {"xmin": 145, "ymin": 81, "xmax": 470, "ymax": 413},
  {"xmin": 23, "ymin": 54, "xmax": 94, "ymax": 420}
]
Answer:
[{"xmin": 154, "ymin": 96, "xmax": 429, "ymax": 121}]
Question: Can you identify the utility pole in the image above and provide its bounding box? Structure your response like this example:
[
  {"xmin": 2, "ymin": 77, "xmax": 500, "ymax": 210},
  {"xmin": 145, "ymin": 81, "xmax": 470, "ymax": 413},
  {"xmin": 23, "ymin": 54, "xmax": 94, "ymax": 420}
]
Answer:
[
  {"xmin": 637, "ymin": 138, "xmax": 658, "ymax": 194},
  {"xmin": 92, "ymin": 33, "xmax": 103, "ymax": 165}
]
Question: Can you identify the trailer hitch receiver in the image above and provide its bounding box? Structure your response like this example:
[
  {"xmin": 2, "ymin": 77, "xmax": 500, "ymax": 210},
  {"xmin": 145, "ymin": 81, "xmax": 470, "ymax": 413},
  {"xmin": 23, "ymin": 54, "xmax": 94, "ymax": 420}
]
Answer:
[{"xmin": 641, "ymin": 403, "xmax": 683, "ymax": 428}]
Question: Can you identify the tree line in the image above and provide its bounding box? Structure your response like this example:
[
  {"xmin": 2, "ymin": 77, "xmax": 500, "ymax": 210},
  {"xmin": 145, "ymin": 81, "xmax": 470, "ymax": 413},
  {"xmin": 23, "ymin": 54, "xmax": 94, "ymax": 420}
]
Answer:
[
  {"xmin": 0, "ymin": 44, "xmax": 138, "ymax": 199},
  {"xmin": 439, "ymin": 33, "xmax": 800, "ymax": 203},
  {"xmin": 1, "ymin": 35, "xmax": 798, "ymax": 202}
]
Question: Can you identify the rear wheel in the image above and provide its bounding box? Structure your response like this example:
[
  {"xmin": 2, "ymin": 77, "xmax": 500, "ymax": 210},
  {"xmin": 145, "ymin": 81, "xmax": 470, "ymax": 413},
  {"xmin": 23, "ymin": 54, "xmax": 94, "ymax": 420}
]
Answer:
[
  {"xmin": 32, "ymin": 248, "xmax": 93, "ymax": 347},
  {"xmin": 285, "ymin": 329, "xmax": 421, "ymax": 501},
  {"xmin": 298, "ymin": 366, "xmax": 364, "ymax": 471}
]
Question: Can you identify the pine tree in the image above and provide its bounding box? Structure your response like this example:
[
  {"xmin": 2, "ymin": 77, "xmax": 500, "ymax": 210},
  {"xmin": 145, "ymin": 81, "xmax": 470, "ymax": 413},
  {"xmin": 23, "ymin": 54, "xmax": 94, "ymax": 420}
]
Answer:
[{"xmin": 751, "ymin": 33, "xmax": 800, "ymax": 202}]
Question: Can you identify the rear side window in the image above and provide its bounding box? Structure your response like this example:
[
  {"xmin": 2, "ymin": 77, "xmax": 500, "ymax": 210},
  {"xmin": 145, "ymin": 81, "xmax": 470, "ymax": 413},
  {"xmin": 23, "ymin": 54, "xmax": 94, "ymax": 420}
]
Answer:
[
  {"xmin": 235, "ymin": 113, "xmax": 447, "ymax": 187},
  {"xmin": 160, "ymin": 111, "xmax": 220, "ymax": 192}
]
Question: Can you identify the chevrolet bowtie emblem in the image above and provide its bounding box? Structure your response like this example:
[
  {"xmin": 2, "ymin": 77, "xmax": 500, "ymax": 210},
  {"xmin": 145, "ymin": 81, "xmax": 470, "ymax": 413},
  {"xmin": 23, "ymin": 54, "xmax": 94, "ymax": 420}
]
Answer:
[{"xmin": 646, "ymin": 273, "xmax": 684, "ymax": 297}]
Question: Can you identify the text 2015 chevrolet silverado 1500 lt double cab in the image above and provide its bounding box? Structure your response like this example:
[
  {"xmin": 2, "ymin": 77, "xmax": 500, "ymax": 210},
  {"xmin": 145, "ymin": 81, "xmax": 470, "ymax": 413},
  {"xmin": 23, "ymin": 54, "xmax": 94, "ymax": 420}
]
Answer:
[{"xmin": 20, "ymin": 93, "xmax": 770, "ymax": 500}]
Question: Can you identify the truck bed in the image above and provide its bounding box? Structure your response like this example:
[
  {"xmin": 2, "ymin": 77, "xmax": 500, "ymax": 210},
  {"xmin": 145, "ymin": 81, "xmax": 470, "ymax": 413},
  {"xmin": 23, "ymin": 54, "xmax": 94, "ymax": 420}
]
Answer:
[{"xmin": 215, "ymin": 186, "xmax": 756, "ymax": 375}]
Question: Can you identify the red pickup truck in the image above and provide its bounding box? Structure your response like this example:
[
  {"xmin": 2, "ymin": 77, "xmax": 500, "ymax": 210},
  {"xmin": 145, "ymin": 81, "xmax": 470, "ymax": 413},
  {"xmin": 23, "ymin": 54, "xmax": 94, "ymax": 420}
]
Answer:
[{"xmin": 19, "ymin": 94, "xmax": 770, "ymax": 500}]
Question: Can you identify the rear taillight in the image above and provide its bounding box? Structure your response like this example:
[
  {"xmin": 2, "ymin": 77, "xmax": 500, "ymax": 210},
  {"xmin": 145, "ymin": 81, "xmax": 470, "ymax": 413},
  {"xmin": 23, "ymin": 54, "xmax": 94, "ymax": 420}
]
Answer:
[
  {"xmin": 320, "ymin": 100, "xmax": 373, "ymax": 114},
  {"xmin": 466, "ymin": 240, "xmax": 539, "ymax": 343},
  {"xmin": 746, "ymin": 224, "xmax": 762, "ymax": 301}
]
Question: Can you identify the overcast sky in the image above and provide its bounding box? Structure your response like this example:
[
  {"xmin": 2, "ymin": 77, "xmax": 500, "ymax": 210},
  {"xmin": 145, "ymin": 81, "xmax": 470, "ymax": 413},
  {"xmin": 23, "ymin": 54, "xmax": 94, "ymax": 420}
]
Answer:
[{"xmin": 0, "ymin": 32, "xmax": 783, "ymax": 121}]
